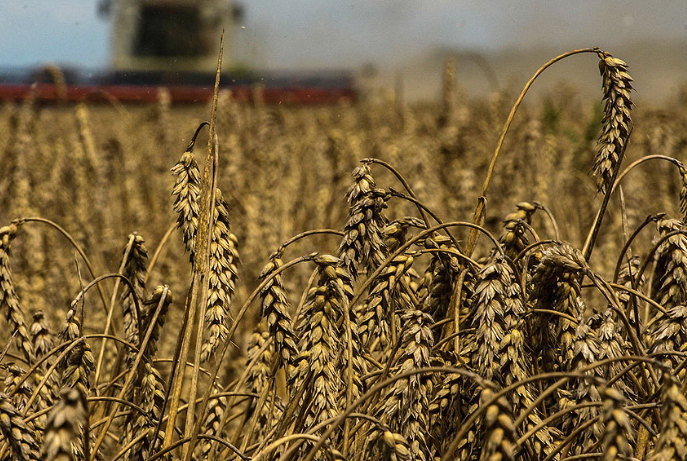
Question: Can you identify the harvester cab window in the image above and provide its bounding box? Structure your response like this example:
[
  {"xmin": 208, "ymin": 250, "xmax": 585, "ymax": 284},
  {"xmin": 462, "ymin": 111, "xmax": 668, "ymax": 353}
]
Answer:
[{"xmin": 134, "ymin": 6, "xmax": 203, "ymax": 57}]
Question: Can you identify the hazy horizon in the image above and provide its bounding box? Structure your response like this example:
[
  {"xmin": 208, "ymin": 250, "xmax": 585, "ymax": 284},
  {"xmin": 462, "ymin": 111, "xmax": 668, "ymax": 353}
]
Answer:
[{"xmin": 1, "ymin": 1, "xmax": 685, "ymax": 101}]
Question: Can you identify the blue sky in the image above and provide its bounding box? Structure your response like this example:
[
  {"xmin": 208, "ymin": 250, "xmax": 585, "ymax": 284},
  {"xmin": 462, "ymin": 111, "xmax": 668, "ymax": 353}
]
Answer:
[{"xmin": 1, "ymin": 1, "xmax": 685, "ymax": 70}]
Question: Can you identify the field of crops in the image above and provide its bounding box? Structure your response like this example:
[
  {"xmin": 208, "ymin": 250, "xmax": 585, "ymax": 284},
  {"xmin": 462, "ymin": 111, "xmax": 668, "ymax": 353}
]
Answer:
[{"xmin": 1, "ymin": 49, "xmax": 687, "ymax": 461}]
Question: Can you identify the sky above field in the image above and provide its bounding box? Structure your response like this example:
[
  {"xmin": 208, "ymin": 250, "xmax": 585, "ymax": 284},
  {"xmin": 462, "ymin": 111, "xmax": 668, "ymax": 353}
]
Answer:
[{"xmin": 1, "ymin": 0, "xmax": 685, "ymax": 69}]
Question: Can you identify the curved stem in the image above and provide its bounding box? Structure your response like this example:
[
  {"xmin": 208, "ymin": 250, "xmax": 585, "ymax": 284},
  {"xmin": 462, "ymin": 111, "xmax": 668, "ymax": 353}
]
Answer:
[
  {"xmin": 352, "ymin": 221, "xmax": 502, "ymax": 310},
  {"xmin": 582, "ymin": 124, "xmax": 634, "ymax": 261},
  {"xmin": 299, "ymin": 367, "xmax": 495, "ymax": 461},
  {"xmin": 181, "ymin": 254, "xmax": 317, "ymax": 461},
  {"xmin": 12, "ymin": 217, "xmax": 110, "ymax": 316},
  {"xmin": 466, "ymin": 47, "xmax": 598, "ymax": 256},
  {"xmin": 364, "ymin": 157, "xmax": 433, "ymax": 230},
  {"xmin": 609, "ymin": 283, "xmax": 667, "ymax": 317},
  {"xmin": 387, "ymin": 188, "xmax": 462, "ymax": 251},
  {"xmin": 535, "ymin": 202, "xmax": 560, "ymax": 240},
  {"xmin": 612, "ymin": 154, "xmax": 683, "ymax": 195},
  {"xmin": 145, "ymin": 223, "xmax": 176, "ymax": 285},
  {"xmin": 147, "ymin": 434, "xmax": 247, "ymax": 461},
  {"xmin": 277, "ymin": 229, "xmax": 344, "ymax": 256},
  {"xmin": 612, "ymin": 213, "xmax": 664, "ymax": 283}
]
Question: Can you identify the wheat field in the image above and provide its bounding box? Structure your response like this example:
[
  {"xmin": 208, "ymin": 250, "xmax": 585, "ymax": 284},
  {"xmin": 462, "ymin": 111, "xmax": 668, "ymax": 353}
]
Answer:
[{"xmin": 1, "ymin": 48, "xmax": 687, "ymax": 461}]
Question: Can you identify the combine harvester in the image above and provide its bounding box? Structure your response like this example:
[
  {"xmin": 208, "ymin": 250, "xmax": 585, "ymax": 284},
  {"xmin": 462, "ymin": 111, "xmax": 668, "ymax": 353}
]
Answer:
[{"xmin": 0, "ymin": 0, "xmax": 356, "ymax": 104}]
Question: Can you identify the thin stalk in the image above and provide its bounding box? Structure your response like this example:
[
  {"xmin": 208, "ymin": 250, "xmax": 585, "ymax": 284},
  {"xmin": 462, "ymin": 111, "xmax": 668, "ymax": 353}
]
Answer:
[
  {"xmin": 582, "ymin": 125, "xmax": 633, "ymax": 261},
  {"xmin": 90, "ymin": 286, "xmax": 170, "ymax": 459},
  {"xmin": 465, "ymin": 47, "xmax": 597, "ymax": 256},
  {"xmin": 145, "ymin": 222, "xmax": 176, "ymax": 284},
  {"xmin": 94, "ymin": 234, "xmax": 136, "ymax": 388},
  {"xmin": 182, "ymin": 32, "xmax": 225, "ymax": 460},
  {"xmin": 12, "ymin": 217, "xmax": 110, "ymax": 317}
]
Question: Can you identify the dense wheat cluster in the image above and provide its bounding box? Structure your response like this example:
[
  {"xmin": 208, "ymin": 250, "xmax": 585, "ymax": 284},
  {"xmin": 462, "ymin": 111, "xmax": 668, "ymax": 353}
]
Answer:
[{"xmin": 1, "ymin": 48, "xmax": 687, "ymax": 461}]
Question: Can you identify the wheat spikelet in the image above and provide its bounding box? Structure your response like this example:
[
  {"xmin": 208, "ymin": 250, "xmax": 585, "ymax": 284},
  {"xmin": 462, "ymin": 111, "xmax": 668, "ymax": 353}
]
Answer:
[
  {"xmin": 650, "ymin": 376, "xmax": 687, "ymax": 460},
  {"xmin": 156, "ymin": 88, "xmax": 173, "ymax": 154},
  {"xmin": 29, "ymin": 311, "xmax": 59, "ymax": 419},
  {"xmin": 645, "ymin": 304, "xmax": 687, "ymax": 370},
  {"xmin": 338, "ymin": 163, "xmax": 389, "ymax": 279},
  {"xmin": 2, "ymin": 365, "xmax": 32, "ymax": 413},
  {"xmin": 382, "ymin": 217, "xmax": 425, "ymax": 254},
  {"xmin": 243, "ymin": 323, "xmax": 282, "ymax": 447},
  {"xmin": 140, "ymin": 285, "xmax": 172, "ymax": 360},
  {"xmin": 121, "ymin": 286, "xmax": 171, "ymax": 461},
  {"xmin": 259, "ymin": 253, "xmax": 299, "ymax": 375},
  {"xmin": 596, "ymin": 308, "xmax": 632, "ymax": 397},
  {"xmin": 0, "ymin": 224, "xmax": 34, "ymax": 364},
  {"xmin": 0, "ymin": 392, "xmax": 40, "ymax": 461},
  {"xmin": 171, "ymin": 142, "xmax": 201, "ymax": 260},
  {"xmin": 483, "ymin": 255, "xmax": 557, "ymax": 458},
  {"xmin": 334, "ymin": 266, "xmax": 366, "ymax": 408},
  {"xmin": 529, "ymin": 243, "xmax": 586, "ymax": 371},
  {"xmin": 419, "ymin": 234, "xmax": 467, "ymax": 327},
  {"xmin": 292, "ymin": 255, "xmax": 347, "ymax": 431},
  {"xmin": 59, "ymin": 302, "xmax": 81, "ymax": 344},
  {"xmin": 651, "ymin": 217, "xmax": 687, "ymax": 310},
  {"xmin": 567, "ymin": 311, "xmax": 603, "ymax": 454},
  {"xmin": 377, "ymin": 309, "xmax": 434, "ymax": 461},
  {"xmin": 593, "ymin": 50, "xmax": 633, "ymax": 194},
  {"xmin": 200, "ymin": 189, "xmax": 239, "ymax": 362},
  {"xmin": 599, "ymin": 387, "xmax": 633, "ymax": 461},
  {"xmin": 471, "ymin": 256, "xmax": 510, "ymax": 382},
  {"xmin": 29, "ymin": 311, "xmax": 54, "ymax": 361},
  {"xmin": 195, "ymin": 382, "xmax": 227, "ymax": 461},
  {"xmin": 121, "ymin": 233, "xmax": 148, "ymax": 350},
  {"xmin": 358, "ymin": 254, "xmax": 415, "ymax": 352},
  {"xmin": 60, "ymin": 340, "xmax": 94, "ymax": 397},
  {"xmin": 3, "ymin": 364, "xmax": 45, "ymax": 450},
  {"xmin": 616, "ymin": 255, "xmax": 644, "ymax": 321},
  {"xmin": 428, "ymin": 365, "xmax": 464, "ymax": 456},
  {"xmin": 122, "ymin": 362, "xmax": 166, "ymax": 461},
  {"xmin": 478, "ymin": 389, "xmax": 518, "ymax": 461},
  {"xmin": 498, "ymin": 202, "xmax": 537, "ymax": 261},
  {"xmin": 42, "ymin": 388, "xmax": 87, "ymax": 461}
]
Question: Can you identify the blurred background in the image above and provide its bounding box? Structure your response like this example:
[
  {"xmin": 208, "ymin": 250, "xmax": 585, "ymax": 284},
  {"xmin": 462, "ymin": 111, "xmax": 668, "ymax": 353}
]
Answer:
[{"xmin": 1, "ymin": 0, "xmax": 686, "ymax": 101}]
